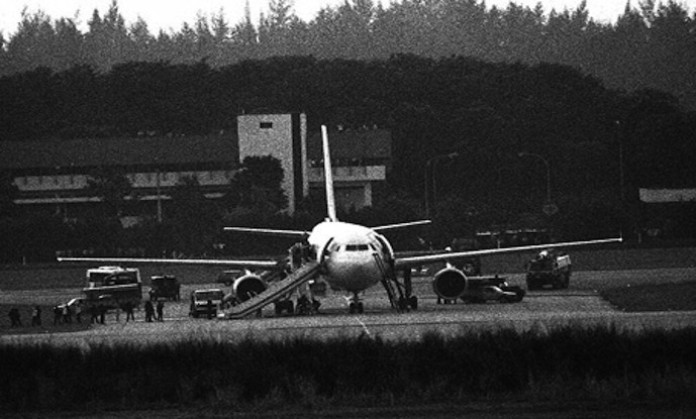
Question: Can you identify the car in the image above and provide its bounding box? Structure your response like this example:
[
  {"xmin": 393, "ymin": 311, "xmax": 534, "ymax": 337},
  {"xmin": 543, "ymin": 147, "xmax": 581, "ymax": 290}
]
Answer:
[
  {"xmin": 59, "ymin": 297, "xmax": 84, "ymax": 310},
  {"xmin": 189, "ymin": 289, "xmax": 225, "ymax": 318}
]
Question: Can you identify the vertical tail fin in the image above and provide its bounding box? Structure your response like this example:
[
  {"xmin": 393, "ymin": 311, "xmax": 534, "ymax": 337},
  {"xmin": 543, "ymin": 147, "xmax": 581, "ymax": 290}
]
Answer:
[{"xmin": 321, "ymin": 125, "xmax": 338, "ymax": 222}]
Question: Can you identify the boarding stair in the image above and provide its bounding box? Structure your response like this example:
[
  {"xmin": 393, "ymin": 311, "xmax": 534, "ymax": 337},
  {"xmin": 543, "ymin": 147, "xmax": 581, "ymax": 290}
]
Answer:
[
  {"xmin": 373, "ymin": 254, "xmax": 407, "ymax": 312},
  {"xmin": 222, "ymin": 261, "xmax": 321, "ymax": 319}
]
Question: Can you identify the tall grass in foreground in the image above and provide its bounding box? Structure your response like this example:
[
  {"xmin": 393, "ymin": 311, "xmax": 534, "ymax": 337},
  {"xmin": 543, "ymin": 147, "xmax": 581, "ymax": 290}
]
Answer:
[{"xmin": 1, "ymin": 326, "xmax": 696, "ymax": 412}]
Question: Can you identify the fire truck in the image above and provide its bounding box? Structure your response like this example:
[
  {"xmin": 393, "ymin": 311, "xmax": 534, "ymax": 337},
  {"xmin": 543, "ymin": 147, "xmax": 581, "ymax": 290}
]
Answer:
[{"xmin": 82, "ymin": 266, "xmax": 143, "ymax": 310}]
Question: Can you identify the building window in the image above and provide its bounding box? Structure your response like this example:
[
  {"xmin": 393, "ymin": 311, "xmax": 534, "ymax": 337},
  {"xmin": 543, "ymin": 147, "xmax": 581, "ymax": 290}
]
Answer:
[{"xmin": 260, "ymin": 122, "xmax": 273, "ymax": 129}]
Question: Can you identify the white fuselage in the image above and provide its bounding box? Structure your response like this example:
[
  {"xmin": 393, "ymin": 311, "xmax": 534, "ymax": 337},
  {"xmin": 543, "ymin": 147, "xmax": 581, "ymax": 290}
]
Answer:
[{"xmin": 307, "ymin": 221, "xmax": 394, "ymax": 293}]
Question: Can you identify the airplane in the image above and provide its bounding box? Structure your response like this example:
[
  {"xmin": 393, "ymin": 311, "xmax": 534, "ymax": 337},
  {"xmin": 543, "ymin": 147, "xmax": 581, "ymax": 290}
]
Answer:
[{"xmin": 59, "ymin": 125, "xmax": 622, "ymax": 314}]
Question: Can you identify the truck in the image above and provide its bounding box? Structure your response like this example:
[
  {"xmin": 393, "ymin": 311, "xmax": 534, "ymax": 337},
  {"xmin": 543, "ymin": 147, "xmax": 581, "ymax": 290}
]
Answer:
[
  {"xmin": 525, "ymin": 249, "xmax": 571, "ymax": 290},
  {"xmin": 189, "ymin": 289, "xmax": 225, "ymax": 318},
  {"xmin": 148, "ymin": 275, "xmax": 181, "ymax": 301},
  {"xmin": 82, "ymin": 266, "xmax": 142, "ymax": 311}
]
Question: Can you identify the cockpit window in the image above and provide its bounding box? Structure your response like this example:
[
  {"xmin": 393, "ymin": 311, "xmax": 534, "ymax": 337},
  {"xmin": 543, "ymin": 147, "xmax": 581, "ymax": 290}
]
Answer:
[{"xmin": 345, "ymin": 244, "xmax": 370, "ymax": 251}]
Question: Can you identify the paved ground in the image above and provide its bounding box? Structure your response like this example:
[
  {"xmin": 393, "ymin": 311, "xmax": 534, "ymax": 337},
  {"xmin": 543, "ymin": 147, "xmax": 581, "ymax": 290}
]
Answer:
[{"xmin": 3, "ymin": 268, "xmax": 696, "ymax": 346}]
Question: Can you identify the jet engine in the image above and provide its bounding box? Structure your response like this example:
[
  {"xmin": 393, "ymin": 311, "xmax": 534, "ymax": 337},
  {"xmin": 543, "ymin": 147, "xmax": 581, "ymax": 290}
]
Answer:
[
  {"xmin": 233, "ymin": 273, "xmax": 267, "ymax": 301},
  {"xmin": 431, "ymin": 266, "xmax": 468, "ymax": 300}
]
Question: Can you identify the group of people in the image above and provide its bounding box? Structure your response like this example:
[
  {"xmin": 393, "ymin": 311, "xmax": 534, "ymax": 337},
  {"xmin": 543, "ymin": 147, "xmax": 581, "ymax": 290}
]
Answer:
[
  {"xmin": 7, "ymin": 306, "xmax": 43, "ymax": 327},
  {"xmin": 143, "ymin": 300, "xmax": 165, "ymax": 322},
  {"xmin": 6, "ymin": 299, "xmax": 166, "ymax": 328}
]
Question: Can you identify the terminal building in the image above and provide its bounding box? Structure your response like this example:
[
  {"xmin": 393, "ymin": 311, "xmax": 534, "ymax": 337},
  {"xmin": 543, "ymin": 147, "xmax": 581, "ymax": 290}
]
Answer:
[{"xmin": 0, "ymin": 112, "xmax": 391, "ymax": 222}]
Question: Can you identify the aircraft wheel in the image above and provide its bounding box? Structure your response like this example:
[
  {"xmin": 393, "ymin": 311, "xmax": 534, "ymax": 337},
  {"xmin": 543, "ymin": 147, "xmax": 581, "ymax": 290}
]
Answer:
[
  {"xmin": 398, "ymin": 297, "xmax": 408, "ymax": 310},
  {"xmin": 349, "ymin": 302, "xmax": 356, "ymax": 314},
  {"xmin": 408, "ymin": 295, "xmax": 418, "ymax": 310},
  {"xmin": 357, "ymin": 302, "xmax": 364, "ymax": 314}
]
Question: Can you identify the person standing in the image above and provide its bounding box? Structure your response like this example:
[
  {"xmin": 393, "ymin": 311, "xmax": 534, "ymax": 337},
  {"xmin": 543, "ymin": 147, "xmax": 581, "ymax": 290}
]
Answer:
[
  {"xmin": 144, "ymin": 300, "xmax": 154, "ymax": 322},
  {"xmin": 53, "ymin": 305, "xmax": 62, "ymax": 325},
  {"xmin": 8, "ymin": 308, "xmax": 21, "ymax": 327},
  {"xmin": 206, "ymin": 300, "xmax": 214, "ymax": 319},
  {"xmin": 31, "ymin": 306, "xmax": 41, "ymax": 326},
  {"xmin": 156, "ymin": 301, "xmax": 164, "ymax": 321},
  {"xmin": 125, "ymin": 301, "xmax": 135, "ymax": 322}
]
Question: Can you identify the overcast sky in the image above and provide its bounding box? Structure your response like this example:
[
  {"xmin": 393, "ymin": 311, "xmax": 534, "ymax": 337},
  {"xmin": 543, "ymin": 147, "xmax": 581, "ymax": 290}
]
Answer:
[{"xmin": 1, "ymin": 1, "xmax": 694, "ymax": 36}]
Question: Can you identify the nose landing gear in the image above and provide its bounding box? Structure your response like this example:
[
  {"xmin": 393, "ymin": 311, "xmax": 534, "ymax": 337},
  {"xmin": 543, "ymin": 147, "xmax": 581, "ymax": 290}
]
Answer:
[{"xmin": 349, "ymin": 292, "xmax": 364, "ymax": 314}]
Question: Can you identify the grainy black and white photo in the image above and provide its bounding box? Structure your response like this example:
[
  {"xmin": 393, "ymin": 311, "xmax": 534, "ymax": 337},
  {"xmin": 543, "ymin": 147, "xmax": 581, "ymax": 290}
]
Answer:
[{"xmin": 1, "ymin": 0, "xmax": 696, "ymax": 417}]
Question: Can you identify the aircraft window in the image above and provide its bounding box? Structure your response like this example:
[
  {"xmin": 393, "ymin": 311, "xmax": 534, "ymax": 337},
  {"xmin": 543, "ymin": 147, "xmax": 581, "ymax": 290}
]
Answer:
[{"xmin": 346, "ymin": 244, "xmax": 370, "ymax": 251}]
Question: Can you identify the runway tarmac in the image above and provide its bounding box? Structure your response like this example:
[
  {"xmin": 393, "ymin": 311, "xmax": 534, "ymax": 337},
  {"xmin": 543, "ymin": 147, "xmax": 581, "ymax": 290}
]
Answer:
[{"xmin": 4, "ymin": 282, "xmax": 696, "ymax": 346}]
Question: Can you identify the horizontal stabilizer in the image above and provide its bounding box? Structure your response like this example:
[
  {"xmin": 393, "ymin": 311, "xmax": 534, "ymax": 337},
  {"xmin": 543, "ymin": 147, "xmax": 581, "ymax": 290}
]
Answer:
[
  {"xmin": 373, "ymin": 220, "xmax": 431, "ymax": 233},
  {"xmin": 224, "ymin": 226, "xmax": 309, "ymax": 238}
]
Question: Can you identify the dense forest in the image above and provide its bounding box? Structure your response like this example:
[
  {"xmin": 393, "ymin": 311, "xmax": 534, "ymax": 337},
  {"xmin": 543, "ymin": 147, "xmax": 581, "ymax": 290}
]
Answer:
[
  {"xmin": 1, "ymin": 0, "xmax": 695, "ymax": 259},
  {"xmin": 1, "ymin": 0, "xmax": 696, "ymax": 109}
]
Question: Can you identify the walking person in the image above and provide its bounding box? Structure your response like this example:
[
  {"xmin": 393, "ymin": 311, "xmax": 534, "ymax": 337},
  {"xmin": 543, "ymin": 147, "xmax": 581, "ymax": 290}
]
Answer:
[
  {"xmin": 31, "ymin": 305, "xmax": 42, "ymax": 326},
  {"xmin": 156, "ymin": 301, "xmax": 164, "ymax": 321},
  {"xmin": 124, "ymin": 301, "xmax": 135, "ymax": 322}
]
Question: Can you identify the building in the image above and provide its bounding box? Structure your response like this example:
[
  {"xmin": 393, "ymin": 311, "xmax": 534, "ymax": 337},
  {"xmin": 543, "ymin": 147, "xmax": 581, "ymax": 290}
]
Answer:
[
  {"xmin": 0, "ymin": 113, "xmax": 391, "ymax": 220},
  {"xmin": 238, "ymin": 113, "xmax": 308, "ymax": 214}
]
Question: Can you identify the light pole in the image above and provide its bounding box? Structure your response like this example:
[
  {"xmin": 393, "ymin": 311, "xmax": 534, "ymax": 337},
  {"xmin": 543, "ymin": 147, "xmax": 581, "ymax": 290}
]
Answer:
[
  {"xmin": 518, "ymin": 151, "xmax": 552, "ymax": 204},
  {"xmin": 424, "ymin": 152, "xmax": 459, "ymax": 217}
]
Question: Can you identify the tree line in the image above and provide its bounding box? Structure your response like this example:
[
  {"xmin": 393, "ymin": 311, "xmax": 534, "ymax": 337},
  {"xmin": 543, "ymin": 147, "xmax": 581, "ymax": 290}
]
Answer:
[
  {"xmin": 1, "ymin": 0, "xmax": 696, "ymax": 109},
  {"xmin": 2, "ymin": 3, "xmax": 696, "ymax": 260},
  {"xmin": 1, "ymin": 54, "xmax": 694, "ymax": 261}
]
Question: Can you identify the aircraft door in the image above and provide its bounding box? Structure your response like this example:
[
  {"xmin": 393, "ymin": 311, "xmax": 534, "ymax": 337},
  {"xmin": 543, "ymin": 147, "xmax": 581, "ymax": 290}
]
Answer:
[{"xmin": 318, "ymin": 237, "xmax": 335, "ymax": 265}]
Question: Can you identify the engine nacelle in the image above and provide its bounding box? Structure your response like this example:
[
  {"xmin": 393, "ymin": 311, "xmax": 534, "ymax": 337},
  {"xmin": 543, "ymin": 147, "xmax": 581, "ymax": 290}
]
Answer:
[
  {"xmin": 232, "ymin": 273, "xmax": 267, "ymax": 302},
  {"xmin": 431, "ymin": 267, "xmax": 468, "ymax": 300}
]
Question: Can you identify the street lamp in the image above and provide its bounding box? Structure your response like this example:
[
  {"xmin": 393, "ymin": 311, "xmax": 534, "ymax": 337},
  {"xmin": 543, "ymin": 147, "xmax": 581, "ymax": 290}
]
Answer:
[
  {"xmin": 518, "ymin": 151, "xmax": 552, "ymax": 204},
  {"xmin": 424, "ymin": 152, "xmax": 459, "ymax": 217}
]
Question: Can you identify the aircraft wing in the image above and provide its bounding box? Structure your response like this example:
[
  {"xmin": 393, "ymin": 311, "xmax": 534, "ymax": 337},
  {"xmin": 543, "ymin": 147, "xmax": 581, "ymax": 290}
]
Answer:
[
  {"xmin": 393, "ymin": 237, "xmax": 622, "ymax": 269},
  {"xmin": 57, "ymin": 256, "xmax": 281, "ymax": 269},
  {"xmin": 224, "ymin": 226, "xmax": 309, "ymax": 238}
]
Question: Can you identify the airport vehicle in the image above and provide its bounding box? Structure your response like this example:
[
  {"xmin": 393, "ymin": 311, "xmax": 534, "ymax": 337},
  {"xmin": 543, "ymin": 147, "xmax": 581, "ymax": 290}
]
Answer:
[
  {"xmin": 149, "ymin": 275, "xmax": 181, "ymax": 301},
  {"xmin": 82, "ymin": 266, "xmax": 142, "ymax": 310},
  {"xmin": 450, "ymin": 228, "xmax": 551, "ymax": 275},
  {"xmin": 189, "ymin": 289, "xmax": 225, "ymax": 318},
  {"xmin": 460, "ymin": 275, "xmax": 525, "ymax": 303},
  {"xmin": 59, "ymin": 126, "xmax": 621, "ymax": 316},
  {"xmin": 526, "ymin": 250, "xmax": 572, "ymax": 290}
]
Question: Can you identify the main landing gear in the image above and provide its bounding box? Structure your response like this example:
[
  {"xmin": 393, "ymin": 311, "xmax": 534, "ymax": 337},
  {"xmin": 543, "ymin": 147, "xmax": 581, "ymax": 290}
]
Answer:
[{"xmin": 396, "ymin": 268, "xmax": 418, "ymax": 311}]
